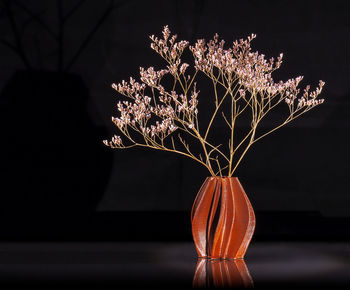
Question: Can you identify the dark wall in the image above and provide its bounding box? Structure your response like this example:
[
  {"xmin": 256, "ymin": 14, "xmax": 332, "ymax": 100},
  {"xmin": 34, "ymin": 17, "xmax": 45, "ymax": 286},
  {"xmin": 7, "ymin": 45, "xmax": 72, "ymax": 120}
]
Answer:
[{"xmin": 0, "ymin": 0, "xmax": 349, "ymax": 240}]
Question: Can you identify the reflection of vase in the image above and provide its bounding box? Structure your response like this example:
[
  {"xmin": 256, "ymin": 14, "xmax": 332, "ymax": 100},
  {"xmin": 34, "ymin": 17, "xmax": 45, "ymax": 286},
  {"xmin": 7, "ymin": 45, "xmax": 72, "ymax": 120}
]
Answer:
[
  {"xmin": 193, "ymin": 258, "xmax": 254, "ymax": 288},
  {"xmin": 191, "ymin": 177, "xmax": 255, "ymax": 259}
]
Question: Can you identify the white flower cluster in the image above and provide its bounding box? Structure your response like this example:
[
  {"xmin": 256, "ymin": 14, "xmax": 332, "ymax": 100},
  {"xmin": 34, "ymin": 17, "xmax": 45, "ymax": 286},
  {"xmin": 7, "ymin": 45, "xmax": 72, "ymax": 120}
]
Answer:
[
  {"xmin": 150, "ymin": 25, "xmax": 189, "ymax": 76},
  {"xmin": 104, "ymin": 26, "xmax": 203, "ymax": 148},
  {"xmin": 140, "ymin": 67, "xmax": 168, "ymax": 87},
  {"xmin": 104, "ymin": 25, "xmax": 325, "ymax": 163},
  {"xmin": 110, "ymin": 84, "xmax": 179, "ymax": 142},
  {"xmin": 190, "ymin": 32, "xmax": 324, "ymax": 113},
  {"xmin": 190, "ymin": 33, "xmax": 283, "ymax": 88},
  {"xmin": 150, "ymin": 25, "xmax": 189, "ymax": 62},
  {"xmin": 285, "ymin": 80, "xmax": 325, "ymax": 110},
  {"xmin": 103, "ymin": 135, "xmax": 122, "ymax": 148}
]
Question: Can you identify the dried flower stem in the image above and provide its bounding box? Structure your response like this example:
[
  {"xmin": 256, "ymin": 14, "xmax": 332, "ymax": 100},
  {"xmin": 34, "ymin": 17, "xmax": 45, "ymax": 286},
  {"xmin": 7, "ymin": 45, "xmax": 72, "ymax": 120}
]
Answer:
[{"xmin": 104, "ymin": 26, "xmax": 325, "ymax": 177}]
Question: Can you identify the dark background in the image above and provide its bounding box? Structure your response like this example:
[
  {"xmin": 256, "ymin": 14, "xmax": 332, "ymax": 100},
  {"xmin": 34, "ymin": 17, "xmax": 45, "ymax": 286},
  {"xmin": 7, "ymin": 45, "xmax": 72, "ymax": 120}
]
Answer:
[{"xmin": 0, "ymin": 0, "xmax": 349, "ymax": 242}]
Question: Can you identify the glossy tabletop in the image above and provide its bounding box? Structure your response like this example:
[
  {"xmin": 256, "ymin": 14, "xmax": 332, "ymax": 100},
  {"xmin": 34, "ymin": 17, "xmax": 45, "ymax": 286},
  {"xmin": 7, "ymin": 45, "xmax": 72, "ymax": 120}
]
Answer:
[{"xmin": 0, "ymin": 241, "xmax": 348, "ymax": 288}]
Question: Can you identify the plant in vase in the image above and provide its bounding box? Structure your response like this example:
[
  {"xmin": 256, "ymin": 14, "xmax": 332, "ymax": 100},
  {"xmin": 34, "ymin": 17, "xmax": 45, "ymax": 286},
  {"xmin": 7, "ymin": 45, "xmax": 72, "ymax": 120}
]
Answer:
[{"xmin": 104, "ymin": 26, "xmax": 325, "ymax": 259}]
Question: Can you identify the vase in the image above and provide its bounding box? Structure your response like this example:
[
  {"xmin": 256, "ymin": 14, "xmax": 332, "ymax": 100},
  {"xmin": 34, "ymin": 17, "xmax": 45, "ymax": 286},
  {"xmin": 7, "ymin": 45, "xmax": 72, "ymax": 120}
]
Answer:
[
  {"xmin": 192, "ymin": 258, "xmax": 254, "ymax": 288},
  {"xmin": 191, "ymin": 177, "xmax": 255, "ymax": 259}
]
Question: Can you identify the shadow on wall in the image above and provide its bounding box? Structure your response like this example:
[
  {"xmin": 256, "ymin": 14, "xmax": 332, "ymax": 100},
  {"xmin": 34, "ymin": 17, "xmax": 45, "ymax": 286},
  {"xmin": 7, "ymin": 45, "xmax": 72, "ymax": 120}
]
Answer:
[{"xmin": 0, "ymin": 70, "xmax": 113, "ymax": 237}]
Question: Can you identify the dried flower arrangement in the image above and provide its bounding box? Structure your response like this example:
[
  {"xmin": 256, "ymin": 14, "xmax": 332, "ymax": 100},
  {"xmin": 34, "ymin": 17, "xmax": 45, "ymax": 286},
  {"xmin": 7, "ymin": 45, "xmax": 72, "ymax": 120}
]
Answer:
[{"xmin": 104, "ymin": 26, "xmax": 325, "ymax": 177}]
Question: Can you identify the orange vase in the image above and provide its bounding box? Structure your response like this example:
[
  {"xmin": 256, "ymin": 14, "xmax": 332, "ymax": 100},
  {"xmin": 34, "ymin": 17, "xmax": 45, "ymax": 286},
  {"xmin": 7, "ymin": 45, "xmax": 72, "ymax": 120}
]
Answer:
[{"xmin": 191, "ymin": 177, "xmax": 255, "ymax": 259}]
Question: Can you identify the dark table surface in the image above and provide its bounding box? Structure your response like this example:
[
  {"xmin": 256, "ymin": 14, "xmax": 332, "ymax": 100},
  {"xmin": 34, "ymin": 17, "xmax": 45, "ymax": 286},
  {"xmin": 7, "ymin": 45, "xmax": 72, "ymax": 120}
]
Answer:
[{"xmin": 0, "ymin": 241, "xmax": 348, "ymax": 288}]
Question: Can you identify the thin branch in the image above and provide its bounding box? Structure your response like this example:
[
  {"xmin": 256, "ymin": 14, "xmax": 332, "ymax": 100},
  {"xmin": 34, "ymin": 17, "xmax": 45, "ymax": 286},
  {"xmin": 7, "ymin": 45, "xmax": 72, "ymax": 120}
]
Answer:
[
  {"xmin": 215, "ymin": 156, "xmax": 222, "ymax": 177},
  {"xmin": 176, "ymin": 125, "xmax": 228, "ymax": 162},
  {"xmin": 253, "ymin": 106, "xmax": 314, "ymax": 144},
  {"xmin": 204, "ymin": 76, "xmax": 239, "ymax": 141},
  {"xmin": 171, "ymin": 136, "xmax": 176, "ymax": 150},
  {"xmin": 112, "ymin": 144, "xmax": 138, "ymax": 149},
  {"xmin": 208, "ymin": 144, "xmax": 225, "ymax": 160},
  {"xmin": 215, "ymin": 165, "xmax": 228, "ymax": 176},
  {"xmin": 221, "ymin": 112, "xmax": 232, "ymax": 129},
  {"xmin": 204, "ymin": 89, "xmax": 230, "ymax": 140},
  {"xmin": 230, "ymin": 141, "xmax": 253, "ymax": 176}
]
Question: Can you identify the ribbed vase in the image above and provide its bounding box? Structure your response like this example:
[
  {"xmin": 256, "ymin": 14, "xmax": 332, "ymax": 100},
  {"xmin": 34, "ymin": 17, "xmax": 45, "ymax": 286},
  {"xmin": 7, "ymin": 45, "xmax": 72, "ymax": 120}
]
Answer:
[{"xmin": 191, "ymin": 177, "xmax": 255, "ymax": 259}]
